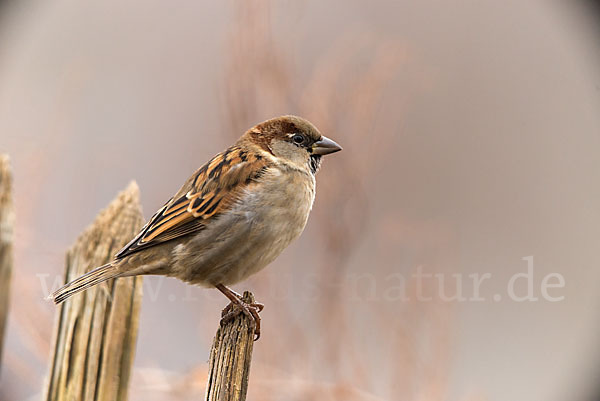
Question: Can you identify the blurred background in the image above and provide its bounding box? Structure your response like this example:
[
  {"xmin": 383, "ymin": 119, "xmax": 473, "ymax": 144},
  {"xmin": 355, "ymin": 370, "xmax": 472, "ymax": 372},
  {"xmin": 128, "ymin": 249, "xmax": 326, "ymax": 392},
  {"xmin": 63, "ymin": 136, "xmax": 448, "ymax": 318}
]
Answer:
[{"xmin": 1, "ymin": 1, "xmax": 600, "ymax": 400}]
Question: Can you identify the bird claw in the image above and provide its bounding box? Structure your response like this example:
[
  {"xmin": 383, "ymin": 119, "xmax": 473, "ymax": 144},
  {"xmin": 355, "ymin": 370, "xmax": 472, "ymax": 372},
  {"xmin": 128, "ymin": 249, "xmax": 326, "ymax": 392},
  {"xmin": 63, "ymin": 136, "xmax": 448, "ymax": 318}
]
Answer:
[{"xmin": 220, "ymin": 300, "xmax": 264, "ymax": 341}]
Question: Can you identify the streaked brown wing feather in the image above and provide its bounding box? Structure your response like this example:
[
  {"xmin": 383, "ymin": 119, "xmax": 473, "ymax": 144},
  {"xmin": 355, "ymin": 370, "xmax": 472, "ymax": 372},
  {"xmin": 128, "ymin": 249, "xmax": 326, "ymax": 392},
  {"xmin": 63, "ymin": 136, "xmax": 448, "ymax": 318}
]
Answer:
[{"xmin": 115, "ymin": 146, "xmax": 270, "ymax": 259}]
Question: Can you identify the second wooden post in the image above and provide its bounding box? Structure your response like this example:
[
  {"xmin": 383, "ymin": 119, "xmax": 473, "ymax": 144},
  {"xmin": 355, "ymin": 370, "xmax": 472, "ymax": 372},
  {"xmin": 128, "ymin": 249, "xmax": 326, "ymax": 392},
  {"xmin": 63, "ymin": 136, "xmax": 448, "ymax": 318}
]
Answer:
[{"xmin": 45, "ymin": 182, "xmax": 144, "ymax": 401}]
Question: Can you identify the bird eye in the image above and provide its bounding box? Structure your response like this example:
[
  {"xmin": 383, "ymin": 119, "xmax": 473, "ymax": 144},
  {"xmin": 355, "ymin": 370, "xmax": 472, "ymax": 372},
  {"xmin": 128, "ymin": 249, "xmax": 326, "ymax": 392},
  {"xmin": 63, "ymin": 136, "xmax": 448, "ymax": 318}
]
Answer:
[{"xmin": 292, "ymin": 134, "xmax": 305, "ymax": 144}]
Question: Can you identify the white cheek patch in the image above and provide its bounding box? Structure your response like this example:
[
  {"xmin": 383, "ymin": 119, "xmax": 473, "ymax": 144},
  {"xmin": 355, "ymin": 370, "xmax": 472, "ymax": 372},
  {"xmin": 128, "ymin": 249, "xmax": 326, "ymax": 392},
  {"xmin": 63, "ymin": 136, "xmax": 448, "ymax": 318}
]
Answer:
[{"xmin": 270, "ymin": 141, "xmax": 309, "ymax": 168}]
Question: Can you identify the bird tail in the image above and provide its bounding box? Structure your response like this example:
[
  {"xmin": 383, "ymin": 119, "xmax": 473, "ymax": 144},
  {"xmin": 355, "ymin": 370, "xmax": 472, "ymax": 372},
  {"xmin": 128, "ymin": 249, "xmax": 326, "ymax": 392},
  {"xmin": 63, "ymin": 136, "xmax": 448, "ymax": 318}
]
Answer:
[{"xmin": 50, "ymin": 263, "xmax": 121, "ymax": 304}]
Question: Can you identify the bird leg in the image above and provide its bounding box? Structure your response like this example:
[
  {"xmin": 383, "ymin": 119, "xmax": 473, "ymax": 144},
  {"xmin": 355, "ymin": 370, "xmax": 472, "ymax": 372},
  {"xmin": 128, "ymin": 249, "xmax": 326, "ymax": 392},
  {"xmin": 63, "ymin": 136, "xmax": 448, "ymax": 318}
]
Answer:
[{"xmin": 216, "ymin": 284, "xmax": 264, "ymax": 340}]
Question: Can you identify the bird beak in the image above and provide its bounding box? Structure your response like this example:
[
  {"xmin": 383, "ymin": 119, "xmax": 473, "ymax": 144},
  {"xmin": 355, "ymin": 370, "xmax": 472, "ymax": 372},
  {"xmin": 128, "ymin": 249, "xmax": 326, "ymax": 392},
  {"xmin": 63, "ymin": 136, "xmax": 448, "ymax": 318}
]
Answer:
[{"xmin": 312, "ymin": 136, "xmax": 342, "ymax": 155}]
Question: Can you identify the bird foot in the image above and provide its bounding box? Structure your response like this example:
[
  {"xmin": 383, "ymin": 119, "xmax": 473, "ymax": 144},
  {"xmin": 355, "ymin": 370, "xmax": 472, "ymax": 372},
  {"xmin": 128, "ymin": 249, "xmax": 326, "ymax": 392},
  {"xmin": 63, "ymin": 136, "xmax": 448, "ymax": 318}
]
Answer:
[
  {"xmin": 216, "ymin": 285, "xmax": 264, "ymax": 341},
  {"xmin": 220, "ymin": 299, "xmax": 264, "ymax": 340}
]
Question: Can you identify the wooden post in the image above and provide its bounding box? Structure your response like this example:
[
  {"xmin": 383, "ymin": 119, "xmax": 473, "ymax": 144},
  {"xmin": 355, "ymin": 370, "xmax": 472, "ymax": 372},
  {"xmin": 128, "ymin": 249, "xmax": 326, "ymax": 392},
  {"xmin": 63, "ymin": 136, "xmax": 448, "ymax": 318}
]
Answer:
[
  {"xmin": 205, "ymin": 291, "xmax": 257, "ymax": 401},
  {"xmin": 0, "ymin": 155, "xmax": 13, "ymax": 375},
  {"xmin": 45, "ymin": 182, "xmax": 144, "ymax": 401}
]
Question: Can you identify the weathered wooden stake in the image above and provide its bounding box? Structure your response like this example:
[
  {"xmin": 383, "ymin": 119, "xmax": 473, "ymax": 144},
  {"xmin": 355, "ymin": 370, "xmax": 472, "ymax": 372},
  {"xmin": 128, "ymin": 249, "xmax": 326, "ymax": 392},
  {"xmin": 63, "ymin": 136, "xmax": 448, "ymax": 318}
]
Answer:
[
  {"xmin": 0, "ymin": 155, "xmax": 13, "ymax": 375},
  {"xmin": 205, "ymin": 291, "xmax": 257, "ymax": 401},
  {"xmin": 45, "ymin": 182, "xmax": 144, "ymax": 401}
]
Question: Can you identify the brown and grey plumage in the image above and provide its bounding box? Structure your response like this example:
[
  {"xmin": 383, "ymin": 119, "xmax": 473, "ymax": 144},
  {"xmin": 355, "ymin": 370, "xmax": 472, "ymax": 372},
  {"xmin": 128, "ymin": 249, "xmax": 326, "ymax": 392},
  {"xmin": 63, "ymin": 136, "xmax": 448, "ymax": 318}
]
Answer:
[{"xmin": 50, "ymin": 115, "xmax": 342, "ymax": 339}]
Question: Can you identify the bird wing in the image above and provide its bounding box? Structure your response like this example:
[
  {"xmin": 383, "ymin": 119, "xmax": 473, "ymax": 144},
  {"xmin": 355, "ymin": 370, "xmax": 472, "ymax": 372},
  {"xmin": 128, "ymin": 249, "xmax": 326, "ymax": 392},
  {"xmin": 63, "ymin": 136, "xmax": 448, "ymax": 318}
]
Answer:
[{"xmin": 115, "ymin": 146, "xmax": 270, "ymax": 259}]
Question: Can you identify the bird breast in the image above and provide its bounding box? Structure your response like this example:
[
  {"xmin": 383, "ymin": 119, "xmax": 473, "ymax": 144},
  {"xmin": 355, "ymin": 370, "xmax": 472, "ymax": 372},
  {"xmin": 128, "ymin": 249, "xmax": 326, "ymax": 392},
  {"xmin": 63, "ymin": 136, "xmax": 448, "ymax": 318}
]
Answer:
[{"xmin": 172, "ymin": 166, "xmax": 316, "ymax": 286}]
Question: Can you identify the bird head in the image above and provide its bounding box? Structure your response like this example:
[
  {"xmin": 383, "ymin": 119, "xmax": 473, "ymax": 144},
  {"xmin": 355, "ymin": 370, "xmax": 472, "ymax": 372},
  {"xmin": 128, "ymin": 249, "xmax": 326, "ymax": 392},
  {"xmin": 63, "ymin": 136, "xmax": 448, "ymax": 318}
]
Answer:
[{"xmin": 245, "ymin": 115, "xmax": 342, "ymax": 174}]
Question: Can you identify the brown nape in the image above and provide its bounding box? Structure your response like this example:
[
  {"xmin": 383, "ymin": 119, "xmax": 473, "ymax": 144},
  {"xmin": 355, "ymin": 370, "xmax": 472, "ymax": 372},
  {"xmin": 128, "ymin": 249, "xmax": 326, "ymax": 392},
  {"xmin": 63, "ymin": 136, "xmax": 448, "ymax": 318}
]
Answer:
[
  {"xmin": 245, "ymin": 125, "xmax": 274, "ymax": 155},
  {"xmin": 244, "ymin": 118, "xmax": 288, "ymax": 154}
]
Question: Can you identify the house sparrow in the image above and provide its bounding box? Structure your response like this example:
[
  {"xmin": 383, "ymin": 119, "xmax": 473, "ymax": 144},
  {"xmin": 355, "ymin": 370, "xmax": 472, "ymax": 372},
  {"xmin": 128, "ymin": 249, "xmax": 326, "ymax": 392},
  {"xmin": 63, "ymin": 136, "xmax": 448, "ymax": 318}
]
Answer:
[{"xmin": 51, "ymin": 115, "xmax": 341, "ymax": 339}]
